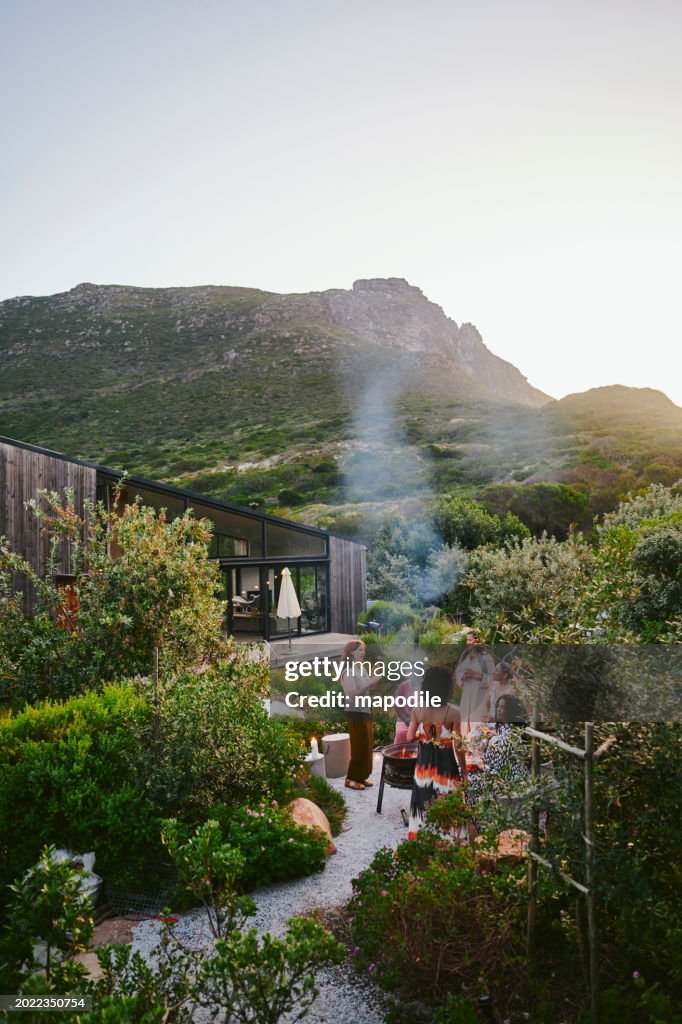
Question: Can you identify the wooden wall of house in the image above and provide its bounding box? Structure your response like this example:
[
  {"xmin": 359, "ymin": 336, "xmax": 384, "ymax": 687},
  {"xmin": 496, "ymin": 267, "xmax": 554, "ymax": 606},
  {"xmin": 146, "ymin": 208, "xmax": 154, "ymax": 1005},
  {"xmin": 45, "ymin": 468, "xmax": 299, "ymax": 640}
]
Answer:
[
  {"xmin": 0, "ymin": 441, "xmax": 97, "ymax": 613},
  {"xmin": 329, "ymin": 535, "xmax": 367, "ymax": 634}
]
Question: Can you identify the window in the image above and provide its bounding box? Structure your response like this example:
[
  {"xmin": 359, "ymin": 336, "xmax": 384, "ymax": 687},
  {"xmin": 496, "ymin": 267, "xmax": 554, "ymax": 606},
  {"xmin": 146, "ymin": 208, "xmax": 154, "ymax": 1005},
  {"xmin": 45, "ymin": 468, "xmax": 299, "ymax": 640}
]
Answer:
[
  {"xmin": 266, "ymin": 522, "xmax": 326, "ymax": 557},
  {"xmin": 190, "ymin": 502, "xmax": 263, "ymax": 557}
]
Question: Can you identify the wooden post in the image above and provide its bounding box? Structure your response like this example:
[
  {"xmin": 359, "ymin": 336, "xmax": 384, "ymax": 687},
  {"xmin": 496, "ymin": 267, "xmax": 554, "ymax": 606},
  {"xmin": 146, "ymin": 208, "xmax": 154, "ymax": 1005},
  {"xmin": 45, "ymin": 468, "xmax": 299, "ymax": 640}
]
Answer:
[
  {"xmin": 584, "ymin": 722, "xmax": 598, "ymax": 1022},
  {"xmin": 153, "ymin": 645, "xmax": 160, "ymax": 742},
  {"xmin": 526, "ymin": 705, "xmax": 540, "ymax": 973}
]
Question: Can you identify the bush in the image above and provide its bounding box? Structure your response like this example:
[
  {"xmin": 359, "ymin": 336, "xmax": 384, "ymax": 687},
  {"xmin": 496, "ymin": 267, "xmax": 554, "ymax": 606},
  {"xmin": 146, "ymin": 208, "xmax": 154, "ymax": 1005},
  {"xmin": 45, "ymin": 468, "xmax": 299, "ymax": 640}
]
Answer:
[
  {"xmin": 348, "ymin": 795, "xmax": 526, "ymax": 1013},
  {"xmin": 208, "ymin": 802, "xmax": 328, "ymax": 889},
  {"xmin": 432, "ymin": 494, "xmax": 529, "ymax": 549},
  {"xmin": 144, "ymin": 663, "xmax": 302, "ymax": 822},
  {"xmin": 0, "ymin": 661, "xmax": 309, "ymax": 911},
  {"xmin": 0, "ymin": 685, "xmax": 161, "ymax": 905},
  {"xmin": 539, "ymin": 723, "xmax": 682, "ymax": 1014},
  {"xmin": 0, "ymin": 488, "xmax": 228, "ymax": 708},
  {"xmin": 466, "ymin": 533, "xmax": 594, "ymax": 642},
  {"xmin": 358, "ymin": 601, "xmax": 419, "ymax": 634},
  {"xmin": 480, "ymin": 482, "xmax": 591, "ymax": 539}
]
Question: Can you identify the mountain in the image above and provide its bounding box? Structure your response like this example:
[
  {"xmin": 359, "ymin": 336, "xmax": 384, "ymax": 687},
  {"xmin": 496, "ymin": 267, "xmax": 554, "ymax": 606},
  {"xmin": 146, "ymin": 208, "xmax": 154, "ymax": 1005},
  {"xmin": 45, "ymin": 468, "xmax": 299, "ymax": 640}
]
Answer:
[{"xmin": 0, "ymin": 280, "xmax": 680, "ymax": 528}]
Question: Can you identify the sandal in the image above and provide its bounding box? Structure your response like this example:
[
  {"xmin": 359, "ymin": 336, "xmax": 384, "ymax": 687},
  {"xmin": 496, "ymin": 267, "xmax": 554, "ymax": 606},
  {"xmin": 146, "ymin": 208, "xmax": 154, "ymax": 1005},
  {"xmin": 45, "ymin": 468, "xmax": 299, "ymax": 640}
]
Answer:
[
  {"xmin": 362, "ymin": 780, "xmax": 374, "ymax": 787},
  {"xmin": 345, "ymin": 779, "xmax": 365, "ymax": 790}
]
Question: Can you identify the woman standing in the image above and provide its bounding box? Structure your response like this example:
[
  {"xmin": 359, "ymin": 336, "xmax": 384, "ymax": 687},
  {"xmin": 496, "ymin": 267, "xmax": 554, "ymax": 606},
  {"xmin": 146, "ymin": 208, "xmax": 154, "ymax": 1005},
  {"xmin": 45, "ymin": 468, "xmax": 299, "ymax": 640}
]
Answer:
[
  {"xmin": 406, "ymin": 665, "xmax": 468, "ymax": 839},
  {"xmin": 340, "ymin": 639, "xmax": 380, "ymax": 791},
  {"xmin": 487, "ymin": 661, "xmax": 517, "ymax": 722},
  {"xmin": 455, "ymin": 630, "xmax": 494, "ymax": 740}
]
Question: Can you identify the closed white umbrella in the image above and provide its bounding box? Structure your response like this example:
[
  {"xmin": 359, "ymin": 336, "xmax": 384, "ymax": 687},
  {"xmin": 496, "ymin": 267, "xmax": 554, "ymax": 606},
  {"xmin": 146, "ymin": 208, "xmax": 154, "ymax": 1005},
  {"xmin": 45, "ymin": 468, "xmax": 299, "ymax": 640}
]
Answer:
[{"xmin": 276, "ymin": 567, "xmax": 301, "ymax": 649}]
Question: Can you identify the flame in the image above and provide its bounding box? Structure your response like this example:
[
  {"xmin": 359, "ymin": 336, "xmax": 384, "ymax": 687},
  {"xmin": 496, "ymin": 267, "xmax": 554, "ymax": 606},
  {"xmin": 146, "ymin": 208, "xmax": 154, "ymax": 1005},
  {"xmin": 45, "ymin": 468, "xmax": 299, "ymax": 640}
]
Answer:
[{"xmin": 401, "ymin": 746, "xmax": 407, "ymax": 758}]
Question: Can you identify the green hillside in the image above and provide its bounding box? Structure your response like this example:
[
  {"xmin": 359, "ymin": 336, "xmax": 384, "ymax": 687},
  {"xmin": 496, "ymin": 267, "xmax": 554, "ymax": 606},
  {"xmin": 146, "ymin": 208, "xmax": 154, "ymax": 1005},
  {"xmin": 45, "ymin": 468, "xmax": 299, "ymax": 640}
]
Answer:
[{"xmin": 1, "ymin": 282, "xmax": 680, "ymax": 529}]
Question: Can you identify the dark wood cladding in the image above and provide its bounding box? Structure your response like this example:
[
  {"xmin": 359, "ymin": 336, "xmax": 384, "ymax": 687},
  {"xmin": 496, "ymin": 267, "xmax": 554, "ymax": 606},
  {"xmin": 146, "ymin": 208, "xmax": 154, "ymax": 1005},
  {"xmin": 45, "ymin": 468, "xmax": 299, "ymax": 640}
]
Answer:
[
  {"xmin": 0, "ymin": 441, "xmax": 96, "ymax": 612},
  {"xmin": 329, "ymin": 535, "xmax": 367, "ymax": 634}
]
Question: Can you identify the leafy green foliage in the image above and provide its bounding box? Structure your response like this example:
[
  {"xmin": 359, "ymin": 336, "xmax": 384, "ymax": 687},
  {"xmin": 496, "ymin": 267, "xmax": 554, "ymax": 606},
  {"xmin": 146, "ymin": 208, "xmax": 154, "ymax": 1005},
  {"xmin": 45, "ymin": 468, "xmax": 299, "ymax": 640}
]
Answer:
[
  {"xmin": 532, "ymin": 723, "xmax": 682, "ymax": 1021},
  {"xmin": 194, "ymin": 803, "xmax": 329, "ymax": 891},
  {"xmin": 1, "ymin": 846, "xmax": 94, "ymax": 989},
  {"xmin": 0, "ymin": 488, "xmax": 227, "ymax": 707},
  {"xmin": 348, "ymin": 795, "xmax": 526, "ymax": 1012},
  {"xmin": 0, "ymin": 685, "xmax": 160, "ymax": 906},
  {"xmin": 432, "ymin": 494, "xmax": 529, "ymax": 549},
  {"xmin": 582, "ymin": 484, "xmax": 682, "ymax": 641},
  {"xmin": 160, "ymin": 819, "xmax": 253, "ymax": 938},
  {"xmin": 198, "ymin": 917, "xmax": 343, "ymax": 1024},
  {"xmin": 480, "ymin": 482, "xmax": 591, "ymax": 539},
  {"xmin": 466, "ymin": 533, "xmax": 593, "ymax": 642},
  {"xmin": 358, "ymin": 599, "xmax": 420, "ymax": 633},
  {"xmin": 143, "ymin": 663, "xmax": 301, "ymax": 820}
]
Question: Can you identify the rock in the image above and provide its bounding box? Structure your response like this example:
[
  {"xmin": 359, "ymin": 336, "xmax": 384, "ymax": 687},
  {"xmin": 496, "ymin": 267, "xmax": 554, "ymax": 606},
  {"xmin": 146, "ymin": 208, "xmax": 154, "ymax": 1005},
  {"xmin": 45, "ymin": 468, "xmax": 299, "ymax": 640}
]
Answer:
[
  {"xmin": 475, "ymin": 828, "xmax": 530, "ymax": 871},
  {"xmin": 288, "ymin": 797, "xmax": 337, "ymax": 855},
  {"xmin": 91, "ymin": 916, "xmax": 135, "ymax": 947}
]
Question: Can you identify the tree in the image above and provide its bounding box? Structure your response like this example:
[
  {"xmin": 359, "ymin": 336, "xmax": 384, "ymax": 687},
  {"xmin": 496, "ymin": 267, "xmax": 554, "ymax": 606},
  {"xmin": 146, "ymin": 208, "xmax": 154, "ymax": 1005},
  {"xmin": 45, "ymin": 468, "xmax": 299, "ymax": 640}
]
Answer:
[
  {"xmin": 431, "ymin": 495, "xmax": 529, "ymax": 550},
  {"xmin": 480, "ymin": 482, "xmax": 590, "ymax": 539},
  {"xmin": 465, "ymin": 532, "xmax": 593, "ymax": 642},
  {"xmin": 0, "ymin": 487, "xmax": 227, "ymax": 706}
]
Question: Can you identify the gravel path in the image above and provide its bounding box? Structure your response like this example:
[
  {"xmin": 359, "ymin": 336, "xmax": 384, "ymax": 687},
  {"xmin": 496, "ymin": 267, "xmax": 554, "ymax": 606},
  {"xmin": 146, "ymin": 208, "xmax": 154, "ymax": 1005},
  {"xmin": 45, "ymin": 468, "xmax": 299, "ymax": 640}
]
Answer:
[{"xmin": 133, "ymin": 750, "xmax": 409, "ymax": 1023}]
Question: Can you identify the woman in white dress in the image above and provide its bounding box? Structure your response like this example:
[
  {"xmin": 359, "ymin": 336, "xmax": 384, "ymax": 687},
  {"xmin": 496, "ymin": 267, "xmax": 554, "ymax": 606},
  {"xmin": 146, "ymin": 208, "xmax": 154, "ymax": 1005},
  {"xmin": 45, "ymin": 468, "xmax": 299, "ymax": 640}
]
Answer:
[{"xmin": 455, "ymin": 630, "xmax": 494, "ymax": 740}]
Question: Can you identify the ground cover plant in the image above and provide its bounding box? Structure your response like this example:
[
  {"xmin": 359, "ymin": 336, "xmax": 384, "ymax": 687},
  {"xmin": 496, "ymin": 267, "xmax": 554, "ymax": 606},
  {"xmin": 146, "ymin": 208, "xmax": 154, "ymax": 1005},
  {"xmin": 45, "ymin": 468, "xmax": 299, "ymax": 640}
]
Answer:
[{"xmin": 0, "ymin": 821, "xmax": 343, "ymax": 1024}]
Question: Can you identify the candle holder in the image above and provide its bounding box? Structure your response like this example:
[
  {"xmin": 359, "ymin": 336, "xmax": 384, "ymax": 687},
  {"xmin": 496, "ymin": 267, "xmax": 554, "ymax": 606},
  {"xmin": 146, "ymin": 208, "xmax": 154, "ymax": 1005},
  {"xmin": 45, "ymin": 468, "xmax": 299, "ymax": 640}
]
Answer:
[{"xmin": 304, "ymin": 750, "xmax": 327, "ymax": 778}]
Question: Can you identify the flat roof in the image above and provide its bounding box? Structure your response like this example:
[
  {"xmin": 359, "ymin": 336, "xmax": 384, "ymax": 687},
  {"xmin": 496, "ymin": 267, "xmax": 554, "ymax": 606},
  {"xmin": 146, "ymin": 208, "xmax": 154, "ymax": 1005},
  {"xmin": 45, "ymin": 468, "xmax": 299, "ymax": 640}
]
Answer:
[{"xmin": 0, "ymin": 434, "xmax": 363, "ymax": 545}]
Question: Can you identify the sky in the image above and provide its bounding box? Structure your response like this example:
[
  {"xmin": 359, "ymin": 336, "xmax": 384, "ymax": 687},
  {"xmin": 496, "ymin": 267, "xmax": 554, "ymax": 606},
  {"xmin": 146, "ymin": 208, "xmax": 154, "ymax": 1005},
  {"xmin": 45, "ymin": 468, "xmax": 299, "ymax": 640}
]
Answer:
[{"xmin": 1, "ymin": 0, "xmax": 681, "ymax": 404}]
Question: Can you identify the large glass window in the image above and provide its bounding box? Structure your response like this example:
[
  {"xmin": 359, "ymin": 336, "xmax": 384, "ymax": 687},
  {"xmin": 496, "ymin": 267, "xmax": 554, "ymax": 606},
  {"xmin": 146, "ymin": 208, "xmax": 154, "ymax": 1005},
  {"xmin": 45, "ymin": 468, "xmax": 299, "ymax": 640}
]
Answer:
[
  {"xmin": 299, "ymin": 565, "xmax": 328, "ymax": 633},
  {"xmin": 116, "ymin": 483, "xmax": 186, "ymax": 518},
  {"xmin": 223, "ymin": 563, "xmax": 328, "ymax": 639},
  {"xmin": 190, "ymin": 502, "xmax": 263, "ymax": 557},
  {"xmin": 227, "ymin": 566, "xmax": 265, "ymax": 636},
  {"xmin": 265, "ymin": 523, "xmax": 326, "ymax": 558}
]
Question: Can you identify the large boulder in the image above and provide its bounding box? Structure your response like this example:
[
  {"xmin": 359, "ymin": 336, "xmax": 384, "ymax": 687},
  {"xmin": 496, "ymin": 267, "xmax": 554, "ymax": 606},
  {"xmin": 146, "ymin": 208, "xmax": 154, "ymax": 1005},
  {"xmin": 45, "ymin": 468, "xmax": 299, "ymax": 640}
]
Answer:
[{"xmin": 288, "ymin": 797, "xmax": 337, "ymax": 855}]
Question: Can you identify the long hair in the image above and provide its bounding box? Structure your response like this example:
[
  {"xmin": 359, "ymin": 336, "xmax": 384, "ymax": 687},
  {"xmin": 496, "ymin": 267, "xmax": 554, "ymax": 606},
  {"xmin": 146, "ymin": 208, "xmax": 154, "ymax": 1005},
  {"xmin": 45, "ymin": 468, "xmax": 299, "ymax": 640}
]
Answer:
[
  {"xmin": 495, "ymin": 693, "xmax": 528, "ymax": 724},
  {"xmin": 341, "ymin": 639, "xmax": 365, "ymax": 671},
  {"xmin": 422, "ymin": 665, "xmax": 454, "ymax": 708}
]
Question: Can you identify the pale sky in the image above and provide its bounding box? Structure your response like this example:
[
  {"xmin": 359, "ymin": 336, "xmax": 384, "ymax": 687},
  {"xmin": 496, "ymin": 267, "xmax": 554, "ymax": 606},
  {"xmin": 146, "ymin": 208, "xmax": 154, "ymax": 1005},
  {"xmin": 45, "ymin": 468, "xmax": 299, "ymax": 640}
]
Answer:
[{"xmin": 2, "ymin": 0, "xmax": 681, "ymax": 404}]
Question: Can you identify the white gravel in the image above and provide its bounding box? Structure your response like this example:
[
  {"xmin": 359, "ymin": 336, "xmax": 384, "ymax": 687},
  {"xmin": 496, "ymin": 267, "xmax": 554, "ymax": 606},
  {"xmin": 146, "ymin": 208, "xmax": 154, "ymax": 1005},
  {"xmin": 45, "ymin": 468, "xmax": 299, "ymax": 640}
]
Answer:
[{"xmin": 132, "ymin": 750, "xmax": 410, "ymax": 1023}]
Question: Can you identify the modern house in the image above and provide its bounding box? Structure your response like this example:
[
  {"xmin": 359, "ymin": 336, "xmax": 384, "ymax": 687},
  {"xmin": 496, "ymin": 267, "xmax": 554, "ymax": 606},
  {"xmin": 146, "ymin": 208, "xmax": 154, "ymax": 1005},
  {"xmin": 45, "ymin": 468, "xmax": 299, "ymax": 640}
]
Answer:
[{"xmin": 0, "ymin": 435, "xmax": 366, "ymax": 640}]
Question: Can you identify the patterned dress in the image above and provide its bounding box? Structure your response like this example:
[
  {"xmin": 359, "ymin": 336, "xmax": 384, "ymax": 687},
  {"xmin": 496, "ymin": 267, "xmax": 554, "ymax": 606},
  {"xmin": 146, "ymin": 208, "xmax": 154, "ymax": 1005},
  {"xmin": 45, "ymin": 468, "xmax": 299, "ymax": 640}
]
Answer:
[
  {"xmin": 467, "ymin": 724, "xmax": 530, "ymax": 804},
  {"xmin": 407, "ymin": 713, "xmax": 462, "ymax": 840}
]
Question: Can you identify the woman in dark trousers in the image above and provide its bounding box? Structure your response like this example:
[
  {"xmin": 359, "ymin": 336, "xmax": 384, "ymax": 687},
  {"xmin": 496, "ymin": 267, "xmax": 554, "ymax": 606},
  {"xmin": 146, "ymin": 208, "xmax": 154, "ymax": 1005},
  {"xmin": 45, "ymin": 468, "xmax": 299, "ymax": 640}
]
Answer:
[{"xmin": 340, "ymin": 639, "xmax": 380, "ymax": 790}]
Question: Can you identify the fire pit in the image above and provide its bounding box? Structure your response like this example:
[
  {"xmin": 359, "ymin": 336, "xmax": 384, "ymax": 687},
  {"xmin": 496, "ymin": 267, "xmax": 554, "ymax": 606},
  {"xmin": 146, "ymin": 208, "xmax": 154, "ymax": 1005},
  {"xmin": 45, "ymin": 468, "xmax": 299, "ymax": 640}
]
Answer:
[{"xmin": 376, "ymin": 741, "xmax": 419, "ymax": 813}]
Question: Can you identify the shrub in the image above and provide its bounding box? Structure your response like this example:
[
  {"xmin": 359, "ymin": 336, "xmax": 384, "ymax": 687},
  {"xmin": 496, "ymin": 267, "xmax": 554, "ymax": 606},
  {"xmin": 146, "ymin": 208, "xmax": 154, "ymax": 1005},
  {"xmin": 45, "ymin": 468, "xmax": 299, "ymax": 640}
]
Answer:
[
  {"xmin": 358, "ymin": 600, "xmax": 419, "ymax": 634},
  {"xmin": 479, "ymin": 482, "xmax": 591, "ymax": 539},
  {"xmin": 0, "ymin": 684, "xmax": 161, "ymax": 905},
  {"xmin": 0, "ymin": 846, "xmax": 94, "ymax": 991},
  {"xmin": 432, "ymin": 494, "xmax": 529, "ymax": 550},
  {"xmin": 144, "ymin": 663, "xmax": 302, "ymax": 821},
  {"xmin": 208, "ymin": 802, "xmax": 329, "ymax": 889},
  {"xmin": 0, "ymin": 488, "xmax": 228, "ymax": 708},
  {"xmin": 466, "ymin": 533, "xmax": 594, "ymax": 642},
  {"xmin": 539, "ymin": 723, "xmax": 682, "ymax": 1012},
  {"xmin": 348, "ymin": 796, "xmax": 526, "ymax": 1013}
]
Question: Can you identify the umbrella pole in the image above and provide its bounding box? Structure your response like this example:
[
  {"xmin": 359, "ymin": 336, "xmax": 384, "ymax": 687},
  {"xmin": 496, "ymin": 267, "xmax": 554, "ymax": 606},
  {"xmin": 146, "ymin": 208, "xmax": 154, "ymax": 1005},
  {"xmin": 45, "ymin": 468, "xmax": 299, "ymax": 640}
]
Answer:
[{"xmin": 288, "ymin": 617, "xmax": 292, "ymax": 649}]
